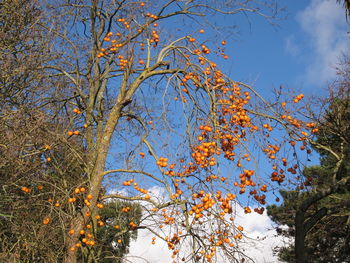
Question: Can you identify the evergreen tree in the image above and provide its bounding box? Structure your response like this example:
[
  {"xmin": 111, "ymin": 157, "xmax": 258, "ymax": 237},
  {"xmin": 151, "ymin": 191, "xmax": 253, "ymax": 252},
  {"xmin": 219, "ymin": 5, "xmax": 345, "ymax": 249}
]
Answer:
[{"xmin": 267, "ymin": 61, "xmax": 350, "ymax": 262}]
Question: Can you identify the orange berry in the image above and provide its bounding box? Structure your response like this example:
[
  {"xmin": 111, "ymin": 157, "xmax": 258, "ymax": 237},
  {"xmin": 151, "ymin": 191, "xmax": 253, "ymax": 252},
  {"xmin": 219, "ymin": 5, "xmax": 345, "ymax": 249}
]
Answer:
[
  {"xmin": 44, "ymin": 144, "xmax": 51, "ymax": 150},
  {"xmin": 43, "ymin": 217, "xmax": 50, "ymax": 225}
]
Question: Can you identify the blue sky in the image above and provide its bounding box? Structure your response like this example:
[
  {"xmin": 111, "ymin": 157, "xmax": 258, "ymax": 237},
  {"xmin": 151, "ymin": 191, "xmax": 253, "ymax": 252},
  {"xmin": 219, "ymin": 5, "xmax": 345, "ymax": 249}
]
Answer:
[
  {"xmin": 223, "ymin": 0, "xmax": 349, "ymax": 97},
  {"xmin": 105, "ymin": 1, "xmax": 349, "ymax": 189},
  {"xmin": 107, "ymin": 0, "xmax": 350, "ymax": 200},
  {"xmin": 216, "ymin": 0, "xmax": 350, "ymax": 200},
  {"xmin": 126, "ymin": 2, "xmax": 350, "ymax": 262}
]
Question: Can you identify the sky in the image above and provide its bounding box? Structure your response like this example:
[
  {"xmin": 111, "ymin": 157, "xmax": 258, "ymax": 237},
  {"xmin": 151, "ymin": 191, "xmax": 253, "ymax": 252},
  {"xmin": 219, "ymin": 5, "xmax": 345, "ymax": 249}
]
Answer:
[
  {"xmin": 125, "ymin": 1, "xmax": 349, "ymax": 263},
  {"xmin": 122, "ymin": 186, "xmax": 290, "ymax": 263},
  {"xmin": 228, "ymin": 0, "xmax": 349, "ymax": 96},
  {"xmin": 127, "ymin": 192, "xmax": 289, "ymax": 263}
]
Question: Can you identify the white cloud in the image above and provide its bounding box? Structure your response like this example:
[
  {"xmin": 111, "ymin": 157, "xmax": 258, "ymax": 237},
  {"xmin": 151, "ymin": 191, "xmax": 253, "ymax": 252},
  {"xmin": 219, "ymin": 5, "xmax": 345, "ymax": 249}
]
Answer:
[
  {"xmin": 285, "ymin": 35, "xmax": 300, "ymax": 57},
  {"xmin": 288, "ymin": 0, "xmax": 349, "ymax": 85},
  {"xmin": 125, "ymin": 229, "xmax": 173, "ymax": 263},
  {"xmin": 107, "ymin": 187, "xmax": 128, "ymax": 196},
  {"xmin": 127, "ymin": 209, "xmax": 288, "ymax": 263},
  {"xmin": 234, "ymin": 208, "xmax": 290, "ymax": 263},
  {"xmin": 148, "ymin": 185, "xmax": 169, "ymax": 202},
  {"xmin": 124, "ymin": 187, "xmax": 290, "ymax": 263}
]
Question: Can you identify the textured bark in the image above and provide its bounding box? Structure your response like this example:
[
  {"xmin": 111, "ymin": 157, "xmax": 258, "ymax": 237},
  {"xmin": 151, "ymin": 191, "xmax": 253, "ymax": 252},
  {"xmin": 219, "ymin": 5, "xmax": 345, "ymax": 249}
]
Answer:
[
  {"xmin": 64, "ymin": 87, "xmax": 127, "ymax": 261},
  {"xmin": 64, "ymin": 142, "xmax": 112, "ymax": 262},
  {"xmin": 65, "ymin": 215, "xmax": 84, "ymax": 263}
]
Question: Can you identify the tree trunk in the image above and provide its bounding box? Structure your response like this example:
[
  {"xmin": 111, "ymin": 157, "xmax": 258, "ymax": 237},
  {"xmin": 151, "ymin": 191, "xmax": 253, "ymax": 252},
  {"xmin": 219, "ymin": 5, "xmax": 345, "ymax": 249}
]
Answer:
[
  {"xmin": 64, "ymin": 103, "xmax": 123, "ymax": 262},
  {"xmin": 64, "ymin": 162, "xmax": 107, "ymax": 262},
  {"xmin": 295, "ymin": 210, "xmax": 306, "ymax": 263},
  {"xmin": 65, "ymin": 215, "xmax": 84, "ymax": 263}
]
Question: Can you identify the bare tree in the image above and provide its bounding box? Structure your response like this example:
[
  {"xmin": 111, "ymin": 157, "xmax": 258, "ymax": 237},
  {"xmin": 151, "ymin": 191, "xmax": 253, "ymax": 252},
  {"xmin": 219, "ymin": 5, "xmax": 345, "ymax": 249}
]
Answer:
[{"xmin": 2, "ymin": 1, "xmax": 324, "ymax": 263}]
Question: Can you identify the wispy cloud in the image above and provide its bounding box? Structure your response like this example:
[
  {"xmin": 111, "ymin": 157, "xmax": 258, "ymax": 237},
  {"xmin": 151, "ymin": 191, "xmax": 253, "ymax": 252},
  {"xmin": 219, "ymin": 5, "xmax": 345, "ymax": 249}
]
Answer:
[
  {"xmin": 285, "ymin": 35, "xmax": 301, "ymax": 57},
  {"xmin": 287, "ymin": 0, "xmax": 349, "ymax": 85}
]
